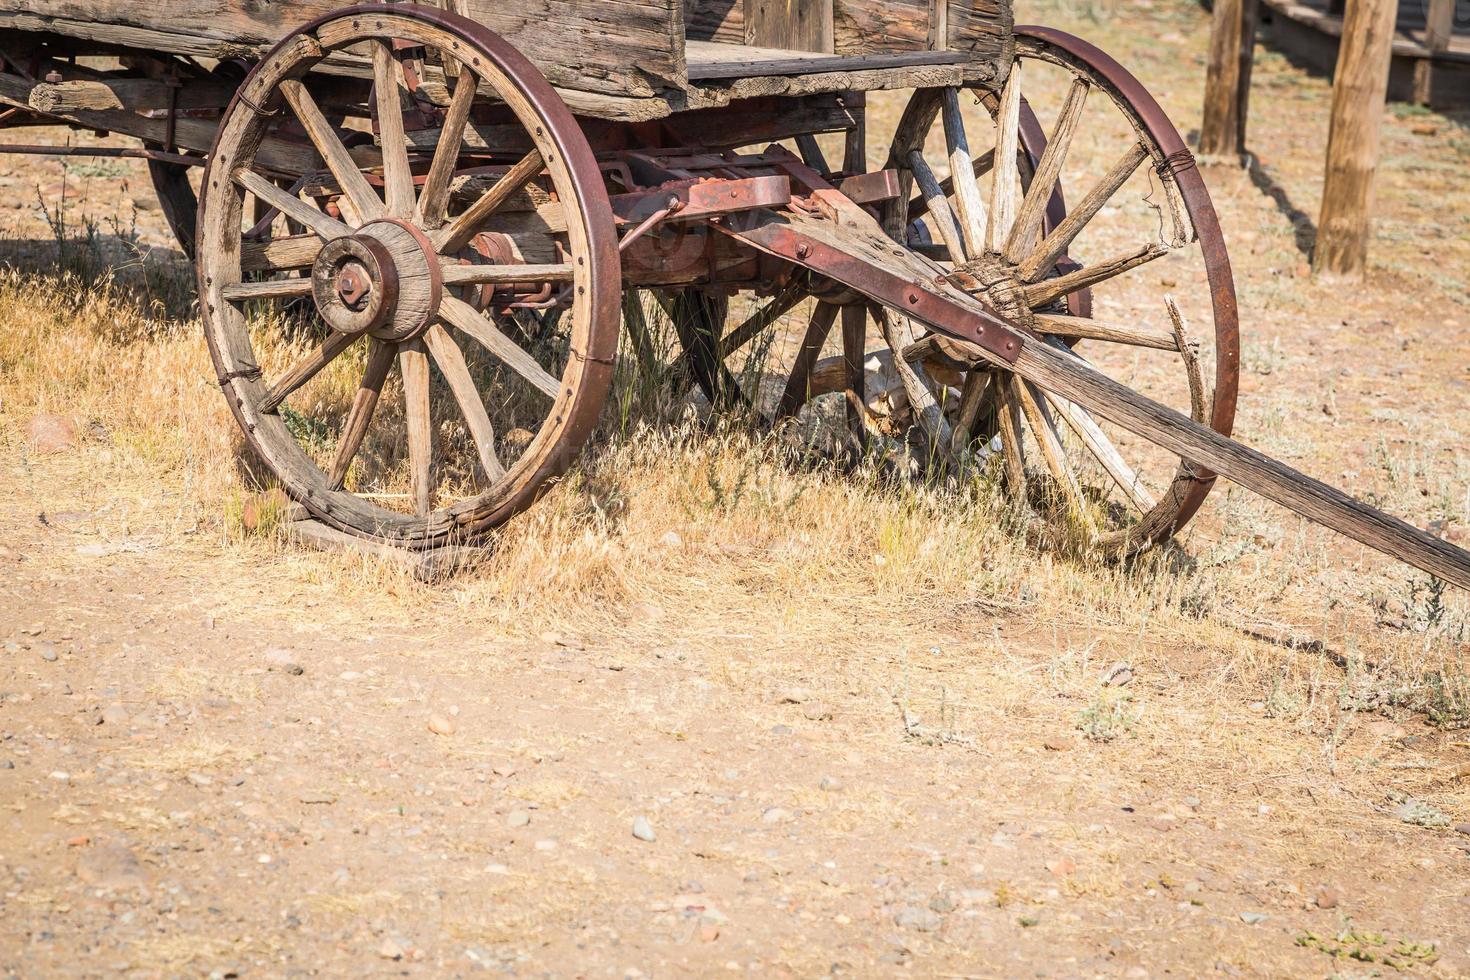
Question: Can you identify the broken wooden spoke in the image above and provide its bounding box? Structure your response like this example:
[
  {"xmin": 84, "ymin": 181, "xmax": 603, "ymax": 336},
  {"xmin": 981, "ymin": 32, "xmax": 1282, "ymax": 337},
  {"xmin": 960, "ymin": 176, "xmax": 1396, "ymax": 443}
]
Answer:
[
  {"xmin": 1016, "ymin": 141, "xmax": 1148, "ymax": 283},
  {"xmin": 987, "ymin": 62, "xmax": 1023, "ymax": 252},
  {"xmin": 1032, "ymin": 313, "xmax": 1181, "ymax": 352},
  {"xmin": 326, "ymin": 339, "xmax": 396, "ymax": 490},
  {"xmin": 906, "ymin": 150, "xmax": 968, "ymax": 263},
  {"xmin": 940, "ymin": 88, "xmax": 989, "ymax": 259},
  {"xmin": 1022, "ymin": 242, "xmax": 1169, "ymax": 309},
  {"xmin": 1014, "ymin": 376, "xmax": 1094, "ymax": 527},
  {"xmin": 1004, "ymin": 77, "xmax": 1088, "ymax": 265},
  {"xmin": 241, "ymin": 234, "xmax": 324, "ymax": 274}
]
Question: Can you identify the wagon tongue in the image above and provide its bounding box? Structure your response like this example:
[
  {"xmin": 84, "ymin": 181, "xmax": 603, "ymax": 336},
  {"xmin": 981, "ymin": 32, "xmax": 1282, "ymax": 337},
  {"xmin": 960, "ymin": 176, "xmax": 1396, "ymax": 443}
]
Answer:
[{"xmin": 718, "ymin": 205, "xmax": 1470, "ymax": 591}]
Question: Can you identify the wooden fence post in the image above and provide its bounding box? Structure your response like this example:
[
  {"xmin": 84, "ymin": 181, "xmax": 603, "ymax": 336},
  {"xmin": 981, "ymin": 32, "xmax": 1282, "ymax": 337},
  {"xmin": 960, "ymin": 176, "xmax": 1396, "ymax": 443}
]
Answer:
[
  {"xmin": 1199, "ymin": 0, "xmax": 1259, "ymax": 161},
  {"xmin": 1313, "ymin": 0, "xmax": 1397, "ymax": 278},
  {"xmin": 1414, "ymin": 0, "xmax": 1457, "ymax": 105}
]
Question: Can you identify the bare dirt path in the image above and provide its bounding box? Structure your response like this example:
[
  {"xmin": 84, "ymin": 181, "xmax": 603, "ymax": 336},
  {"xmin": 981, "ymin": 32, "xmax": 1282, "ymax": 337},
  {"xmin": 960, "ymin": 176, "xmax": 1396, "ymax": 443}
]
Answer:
[{"xmin": 2, "ymin": 0, "xmax": 1470, "ymax": 976}]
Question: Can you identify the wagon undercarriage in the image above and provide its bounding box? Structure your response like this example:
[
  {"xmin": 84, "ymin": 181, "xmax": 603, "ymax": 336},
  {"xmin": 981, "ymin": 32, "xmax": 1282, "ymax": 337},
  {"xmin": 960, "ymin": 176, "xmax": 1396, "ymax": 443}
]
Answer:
[{"xmin": 0, "ymin": 2, "xmax": 1466, "ymax": 591}]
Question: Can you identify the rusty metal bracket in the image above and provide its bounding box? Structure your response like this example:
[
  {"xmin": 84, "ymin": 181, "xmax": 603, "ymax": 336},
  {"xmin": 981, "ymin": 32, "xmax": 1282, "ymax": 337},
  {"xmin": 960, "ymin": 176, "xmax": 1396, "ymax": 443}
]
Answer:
[{"xmin": 610, "ymin": 174, "xmax": 791, "ymax": 226}]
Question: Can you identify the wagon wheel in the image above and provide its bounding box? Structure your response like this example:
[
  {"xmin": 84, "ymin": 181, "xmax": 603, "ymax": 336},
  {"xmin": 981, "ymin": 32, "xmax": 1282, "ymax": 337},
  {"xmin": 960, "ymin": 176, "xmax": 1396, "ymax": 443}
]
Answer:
[
  {"xmin": 198, "ymin": 5, "xmax": 620, "ymax": 547},
  {"xmin": 647, "ymin": 119, "xmax": 1061, "ymax": 434},
  {"xmin": 879, "ymin": 28, "xmax": 1240, "ymax": 553}
]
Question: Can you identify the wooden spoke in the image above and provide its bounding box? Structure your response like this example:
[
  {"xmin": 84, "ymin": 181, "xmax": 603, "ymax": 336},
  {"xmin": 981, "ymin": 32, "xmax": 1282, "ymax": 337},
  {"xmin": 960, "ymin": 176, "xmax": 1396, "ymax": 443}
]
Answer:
[
  {"xmin": 1044, "ymin": 389, "xmax": 1158, "ymax": 514},
  {"xmin": 951, "ymin": 370, "xmax": 992, "ymax": 454},
  {"xmin": 1016, "ymin": 141, "xmax": 1149, "ymax": 283},
  {"xmin": 777, "ymin": 301, "xmax": 840, "ymax": 418},
  {"xmin": 939, "ymin": 88, "xmax": 989, "ymax": 258},
  {"xmin": 440, "ymin": 263, "xmax": 575, "ymax": 286},
  {"xmin": 1022, "ymin": 243, "xmax": 1169, "ymax": 309},
  {"xmin": 241, "ymin": 234, "xmax": 323, "ymax": 274},
  {"xmin": 259, "ymin": 330, "xmax": 360, "ymax": 415},
  {"xmin": 220, "ymin": 278, "xmax": 314, "ymax": 302},
  {"xmin": 987, "ymin": 61, "xmax": 1023, "ymax": 252},
  {"xmin": 795, "ymin": 133, "xmax": 831, "ymax": 175},
  {"xmin": 434, "ymin": 148, "xmax": 544, "ymax": 255},
  {"xmin": 1004, "ymin": 77, "xmax": 1088, "ymax": 265},
  {"xmin": 423, "ymin": 323, "xmax": 507, "ymax": 483},
  {"xmin": 905, "ymin": 150, "xmax": 967, "ymax": 263},
  {"xmin": 326, "ymin": 339, "xmax": 396, "ymax": 490},
  {"xmin": 995, "ymin": 373, "xmax": 1028, "ymax": 495},
  {"xmin": 876, "ymin": 309, "xmax": 956, "ymax": 465},
  {"xmin": 416, "ymin": 67, "xmax": 479, "ymax": 229},
  {"xmin": 1032, "ymin": 313, "xmax": 1181, "ymax": 351},
  {"xmin": 398, "ymin": 339, "xmax": 434, "ymax": 517},
  {"xmin": 371, "ymin": 41, "xmax": 417, "ymax": 220},
  {"xmin": 1014, "ymin": 377, "xmax": 1092, "ymax": 525},
  {"xmin": 907, "ymin": 149, "xmax": 995, "ymax": 223},
  {"xmin": 718, "ymin": 277, "xmax": 809, "ymax": 356},
  {"xmin": 233, "ymin": 169, "xmax": 351, "ymax": 241},
  {"xmin": 438, "ymin": 295, "xmax": 561, "ymax": 399},
  {"xmin": 1166, "ymin": 296, "xmax": 1210, "ymax": 423},
  {"xmin": 840, "ymin": 305, "xmax": 868, "ymax": 440},
  {"xmin": 278, "ymin": 78, "xmax": 384, "ymax": 224}
]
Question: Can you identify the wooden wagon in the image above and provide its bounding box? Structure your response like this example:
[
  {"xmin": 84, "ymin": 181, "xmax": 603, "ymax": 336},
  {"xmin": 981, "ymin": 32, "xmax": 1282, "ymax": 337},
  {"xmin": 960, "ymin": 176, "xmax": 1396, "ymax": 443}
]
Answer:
[{"xmin": 0, "ymin": 0, "xmax": 1466, "ymax": 589}]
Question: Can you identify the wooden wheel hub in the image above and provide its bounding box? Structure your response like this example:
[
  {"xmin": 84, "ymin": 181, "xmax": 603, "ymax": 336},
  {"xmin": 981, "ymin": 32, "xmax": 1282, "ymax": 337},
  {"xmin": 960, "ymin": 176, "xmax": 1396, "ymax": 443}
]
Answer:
[{"xmin": 311, "ymin": 218, "xmax": 443, "ymax": 342}]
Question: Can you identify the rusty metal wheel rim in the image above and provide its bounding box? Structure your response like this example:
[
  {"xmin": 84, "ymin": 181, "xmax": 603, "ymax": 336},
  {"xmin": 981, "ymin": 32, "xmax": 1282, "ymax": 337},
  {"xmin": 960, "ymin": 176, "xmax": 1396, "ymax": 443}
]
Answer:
[
  {"xmin": 883, "ymin": 29, "xmax": 1241, "ymax": 555},
  {"xmin": 198, "ymin": 4, "xmax": 620, "ymax": 548}
]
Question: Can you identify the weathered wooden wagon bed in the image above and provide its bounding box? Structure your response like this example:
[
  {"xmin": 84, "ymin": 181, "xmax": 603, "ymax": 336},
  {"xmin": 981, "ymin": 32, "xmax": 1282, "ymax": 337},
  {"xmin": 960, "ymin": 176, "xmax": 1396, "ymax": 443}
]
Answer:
[{"xmin": 0, "ymin": 0, "xmax": 1466, "ymax": 591}]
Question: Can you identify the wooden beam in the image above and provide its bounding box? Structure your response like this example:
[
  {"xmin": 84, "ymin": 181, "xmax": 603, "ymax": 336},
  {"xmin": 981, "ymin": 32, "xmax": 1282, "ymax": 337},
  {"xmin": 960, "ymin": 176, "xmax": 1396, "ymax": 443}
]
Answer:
[
  {"xmin": 1199, "ymin": 0, "xmax": 1259, "ymax": 161},
  {"xmin": 1313, "ymin": 0, "xmax": 1397, "ymax": 278}
]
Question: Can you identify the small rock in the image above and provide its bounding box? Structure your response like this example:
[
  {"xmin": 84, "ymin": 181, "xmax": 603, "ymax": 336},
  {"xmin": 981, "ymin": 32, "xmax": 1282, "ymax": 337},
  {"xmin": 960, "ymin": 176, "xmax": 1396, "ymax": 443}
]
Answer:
[
  {"xmin": 263, "ymin": 648, "xmax": 304, "ymax": 675},
  {"xmin": 1043, "ymin": 736, "xmax": 1074, "ymax": 752},
  {"xmin": 185, "ymin": 772, "xmax": 213, "ymax": 788},
  {"xmin": 1101, "ymin": 662, "xmax": 1133, "ymax": 687},
  {"xmin": 507, "ymin": 810, "xmax": 531, "ymax": 829},
  {"xmin": 100, "ymin": 704, "xmax": 130, "ymax": 727},
  {"xmin": 1411, "ymin": 122, "xmax": 1440, "ymax": 136},
  {"xmin": 1045, "ymin": 857, "xmax": 1077, "ymax": 877},
  {"xmin": 1182, "ymin": 795, "xmax": 1201, "ymax": 810},
  {"xmin": 761, "ymin": 807, "xmax": 792, "ymax": 825},
  {"xmin": 26, "ymin": 414, "xmax": 78, "ymax": 454},
  {"xmin": 427, "ymin": 714, "xmax": 457, "ymax": 736},
  {"xmin": 1454, "ymin": 823, "xmax": 1470, "ymax": 837},
  {"xmin": 39, "ymin": 645, "xmax": 58, "ymax": 662},
  {"xmin": 76, "ymin": 842, "xmax": 147, "ymax": 890},
  {"xmin": 1239, "ymin": 911, "xmax": 1269, "ymax": 925},
  {"xmin": 894, "ymin": 904, "xmax": 942, "ymax": 932},
  {"xmin": 631, "ymin": 816, "xmax": 656, "ymax": 842},
  {"xmin": 0, "ymin": 760, "xmax": 12, "ymax": 770},
  {"xmin": 659, "ymin": 530, "xmax": 684, "ymax": 548},
  {"xmin": 770, "ymin": 724, "xmax": 793, "ymax": 736},
  {"xmin": 379, "ymin": 938, "xmax": 405, "ymax": 960},
  {"xmin": 1314, "ymin": 885, "xmax": 1339, "ymax": 910},
  {"xmin": 928, "ymin": 891, "xmax": 956, "ymax": 914},
  {"xmin": 778, "ymin": 688, "xmax": 812, "ymax": 704},
  {"xmin": 819, "ymin": 776, "xmax": 844, "ymax": 792},
  {"xmin": 801, "ymin": 702, "xmax": 833, "ymax": 721},
  {"xmin": 240, "ymin": 488, "xmax": 290, "ymax": 534},
  {"xmin": 533, "ymin": 838, "xmax": 557, "ymax": 852}
]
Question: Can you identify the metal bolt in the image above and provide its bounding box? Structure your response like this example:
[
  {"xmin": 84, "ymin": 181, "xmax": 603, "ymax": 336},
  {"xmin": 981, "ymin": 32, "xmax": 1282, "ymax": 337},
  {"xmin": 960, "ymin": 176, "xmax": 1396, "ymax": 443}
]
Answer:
[
  {"xmin": 795, "ymin": 243, "xmax": 811, "ymax": 260},
  {"xmin": 44, "ymin": 70, "xmax": 63, "ymax": 84}
]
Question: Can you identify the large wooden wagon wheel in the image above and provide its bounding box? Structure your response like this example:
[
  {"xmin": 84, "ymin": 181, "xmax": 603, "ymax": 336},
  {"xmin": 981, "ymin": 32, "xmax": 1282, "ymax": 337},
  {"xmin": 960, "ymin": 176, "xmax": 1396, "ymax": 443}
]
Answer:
[
  {"xmin": 198, "ymin": 5, "xmax": 620, "ymax": 547},
  {"xmin": 879, "ymin": 28, "xmax": 1240, "ymax": 553}
]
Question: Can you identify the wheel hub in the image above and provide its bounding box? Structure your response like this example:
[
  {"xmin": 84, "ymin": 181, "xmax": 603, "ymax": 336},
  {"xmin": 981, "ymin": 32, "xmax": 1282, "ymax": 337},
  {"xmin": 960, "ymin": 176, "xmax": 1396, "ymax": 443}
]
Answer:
[{"xmin": 311, "ymin": 218, "xmax": 443, "ymax": 342}]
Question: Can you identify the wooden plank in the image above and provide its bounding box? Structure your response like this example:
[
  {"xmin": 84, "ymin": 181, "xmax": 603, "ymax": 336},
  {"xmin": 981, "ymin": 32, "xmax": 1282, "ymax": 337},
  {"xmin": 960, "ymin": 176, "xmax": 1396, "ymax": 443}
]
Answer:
[
  {"xmin": 1313, "ymin": 0, "xmax": 1397, "ymax": 277},
  {"xmin": 1414, "ymin": 0, "xmax": 1457, "ymax": 102},
  {"xmin": 745, "ymin": 0, "xmax": 835, "ymax": 53},
  {"xmin": 1199, "ymin": 0, "xmax": 1260, "ymax": 160},
  {"xmin": 686, "ymin": 0, "xmax": 746, "ymax": 43},
  {"xmin": 1010, "ymin": 339, "xmax": 1470, "ymax": 591},
  {"xmin": 0, "ymin": 0, "xmax": 685, "ymax": 100},
  {"xmin": 684, "ymin": 40, "xmax": 965, "ymax": 79},
  {"xmin": 832, "ymin": 0, "xmax": 1010, "ymax": 80}
]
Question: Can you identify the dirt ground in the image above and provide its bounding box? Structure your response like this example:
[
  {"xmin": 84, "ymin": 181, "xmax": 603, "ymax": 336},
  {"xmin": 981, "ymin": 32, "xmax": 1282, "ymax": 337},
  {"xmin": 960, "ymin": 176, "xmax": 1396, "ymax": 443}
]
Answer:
[{"xmin": 3, "ymin": 1, "xmax": 1470, "ymax": 977}]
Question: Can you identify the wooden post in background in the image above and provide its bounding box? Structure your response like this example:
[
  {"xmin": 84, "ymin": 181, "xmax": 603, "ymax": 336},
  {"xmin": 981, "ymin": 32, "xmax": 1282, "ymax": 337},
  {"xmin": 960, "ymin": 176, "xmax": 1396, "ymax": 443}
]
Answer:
[
  {"xmin": 1199, "ymin": 0, "xmax": 1259, "ymax": 161},
  {"xmin": 1313, "ymin": 0, "xmax": 1397, "ymax": 277},
  {"xmin": 1414, "ymin": 0, "xmax": 1456, "ymax": 105}
]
